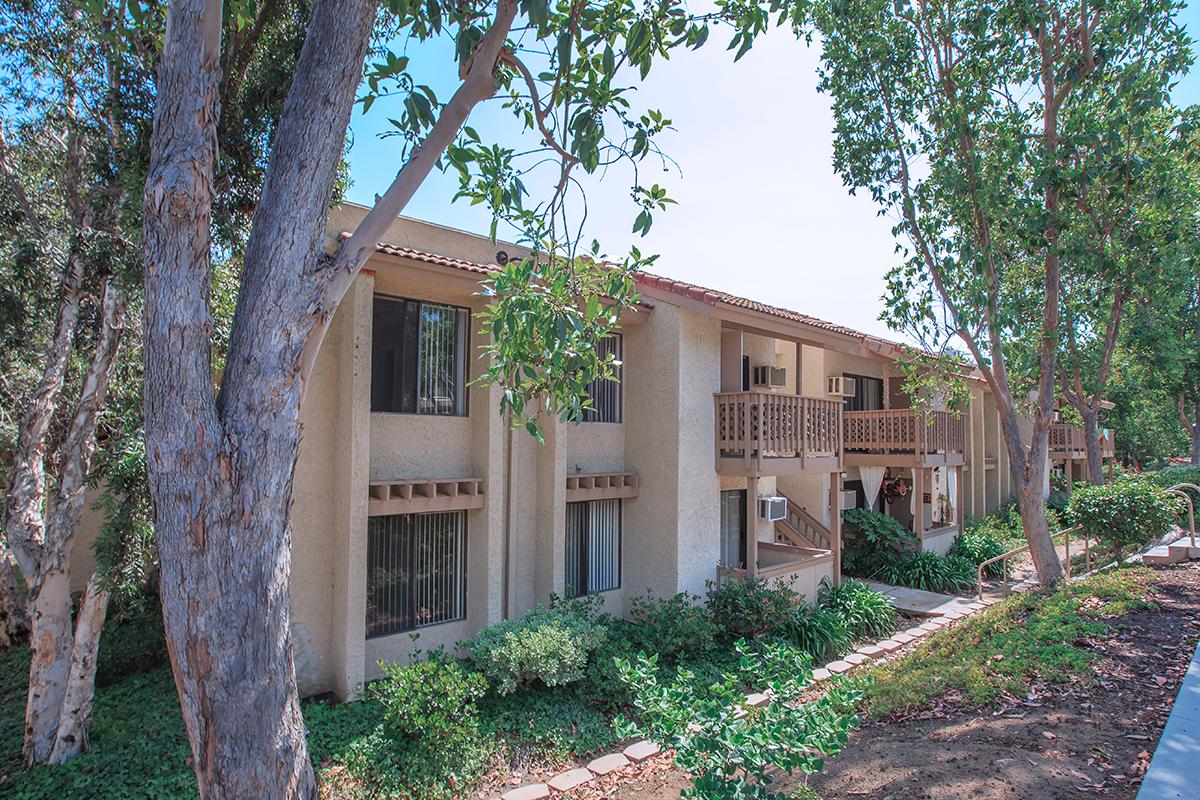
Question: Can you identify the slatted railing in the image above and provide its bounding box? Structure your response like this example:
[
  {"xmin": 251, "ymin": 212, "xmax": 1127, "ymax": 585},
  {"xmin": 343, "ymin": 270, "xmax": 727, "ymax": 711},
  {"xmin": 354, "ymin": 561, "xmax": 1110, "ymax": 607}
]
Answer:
[
  {"xmin": 843, "ymin": 409, "xmax": 965, "ymax": 457},
  {"xmin": 714, "ymin": 391, "xmax": 842, "ymax": 472},
  {"xmin": 772, "ymin": 492, "xmax": 832, "ymax": 551},
  {"xmin": 1048, "ymin": 424, "xmax": 1116, "ymax": 457}
]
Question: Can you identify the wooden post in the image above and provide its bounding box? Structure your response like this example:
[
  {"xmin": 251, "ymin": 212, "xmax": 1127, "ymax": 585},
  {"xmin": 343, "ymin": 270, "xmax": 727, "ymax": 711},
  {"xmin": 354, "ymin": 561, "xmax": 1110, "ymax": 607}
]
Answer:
[
  {"xmin": 829, "ymin": 470, "xmax": 842, "ymax": 585},
  {"xmin": 1066, "ymin": 459, "xmax": 1074, "ymax": 493},
  {"xmin": 956, "ymin": 464, "xmax": 965, "ymax": 532},
  {"xmin": 746, "ymin": 477, "xmax": 759, "ymax": 577},
  {"xmin": 913, "ymin": 466, "xmax": 925, "ymax": 537}
]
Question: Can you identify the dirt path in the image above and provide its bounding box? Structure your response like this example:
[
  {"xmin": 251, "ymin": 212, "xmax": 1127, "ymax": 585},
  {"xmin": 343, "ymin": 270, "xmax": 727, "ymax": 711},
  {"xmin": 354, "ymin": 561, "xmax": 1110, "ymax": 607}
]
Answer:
[{"xmin": 594, "ymin": 564, "xmax": 1200, "ymax": 800}]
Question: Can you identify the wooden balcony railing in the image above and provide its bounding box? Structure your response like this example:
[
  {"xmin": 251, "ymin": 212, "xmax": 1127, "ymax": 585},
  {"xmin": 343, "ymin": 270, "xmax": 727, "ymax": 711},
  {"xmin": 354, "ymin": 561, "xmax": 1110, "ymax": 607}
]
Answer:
[
  {"xmin": 1049, "ymin": 424, "xmax": 1115, "ymax": 458},
  {"xmin": 843, "ymin": 409, "xmax": 965, "ymax": 458},
  {"xmin": 714, "ymin": 391, "xmax": 842, "ymax": 474}
]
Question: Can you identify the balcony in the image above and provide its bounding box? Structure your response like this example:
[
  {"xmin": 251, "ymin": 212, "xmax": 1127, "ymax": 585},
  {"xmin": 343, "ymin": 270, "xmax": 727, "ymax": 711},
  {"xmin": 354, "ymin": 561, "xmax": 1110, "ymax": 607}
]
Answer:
[
  {"xmin": 713, "ymin": 391, "xmax": 842, "ymax": 476},
  {"xmin": 843, "ymin": 409, "xmax": 965, "ymax": 467},
  {"xmin": 1049, "ymin": 424, "xmax": 1115, "ymax": 459}
]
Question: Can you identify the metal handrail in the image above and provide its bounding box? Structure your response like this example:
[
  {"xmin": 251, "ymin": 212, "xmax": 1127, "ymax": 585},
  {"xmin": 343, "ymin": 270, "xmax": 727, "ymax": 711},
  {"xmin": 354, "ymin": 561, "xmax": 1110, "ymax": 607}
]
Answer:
[
  {"xmin": 1167, "ymin": 483, "xmax": 1199, "ymax": 548},
  {"xmin": 976, "ymin": 525, "xmax": 1084, "ymax": 599}
]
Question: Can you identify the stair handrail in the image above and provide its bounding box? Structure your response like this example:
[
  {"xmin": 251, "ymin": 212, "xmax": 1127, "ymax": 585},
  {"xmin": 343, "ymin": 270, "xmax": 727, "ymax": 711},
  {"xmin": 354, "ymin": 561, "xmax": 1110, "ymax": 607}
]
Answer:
[
  {"xmin": 1166, "ymin": 483, "xmax": 1198, "ymax": 548},
  {"xmin": 773, "ymin": 491, "xmax": 832, "ymax": 551},
  {"xmin": 976, "ymin": 525, "xmax": 1083, "ymax": 600}
]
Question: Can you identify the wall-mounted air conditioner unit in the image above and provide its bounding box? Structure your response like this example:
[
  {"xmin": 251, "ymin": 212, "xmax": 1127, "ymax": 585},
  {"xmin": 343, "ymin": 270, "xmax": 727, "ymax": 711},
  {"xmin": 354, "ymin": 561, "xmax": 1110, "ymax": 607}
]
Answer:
[
  {"xmin": 758, "ymin": 495, "xmax": 788, "ymax": 521},
  {"xmin": 752, "ymin": 365, "xmax": 787, "ymax": 388},
  {"xmin": 827, "ymin": 375, "xmax": 857, "ymax": 397}
]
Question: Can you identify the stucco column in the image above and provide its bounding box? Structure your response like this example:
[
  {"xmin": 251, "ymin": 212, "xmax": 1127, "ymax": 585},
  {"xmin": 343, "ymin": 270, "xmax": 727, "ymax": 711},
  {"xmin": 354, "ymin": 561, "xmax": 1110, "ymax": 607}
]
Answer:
[
  {"xmin": 534, "ymin": 413, "xmax": 566, "ymax": 601},
  {"xmin": 331, "ymin": 271, "xmax": 372, "ymax": 700}
]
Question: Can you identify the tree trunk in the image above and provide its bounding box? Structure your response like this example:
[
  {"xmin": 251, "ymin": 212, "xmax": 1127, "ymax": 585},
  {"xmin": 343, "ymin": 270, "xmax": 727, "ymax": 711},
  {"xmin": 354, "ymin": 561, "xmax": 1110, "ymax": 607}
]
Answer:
[
  {"xmin": 1001, "ymin": 409, "xmax": 1063, "ymax": 586},
  {"xmin": 0, "ymin": 540, "xmax": 27, "ymax": 647},
  {"xmin": 143, "ymin": 0, "xmax": 378, "ymax": 796},
  {"xmin": 21, "ymin": 279, "xmax": 125, "ymax": 765},
  {"xmin": 1081, "ymin": 405, "xmax": 1105, "ymax": 485},
  {"xmin": 23, "ymin": 567, "xmax": 74, "ymax": 764},
  {"xmin": 49, "ymin": 573, "xmax": 110, "ymax": 764},
  {"xmin": 1192, "ymin": 402, "xmax": 1200, "ymax": 464}
]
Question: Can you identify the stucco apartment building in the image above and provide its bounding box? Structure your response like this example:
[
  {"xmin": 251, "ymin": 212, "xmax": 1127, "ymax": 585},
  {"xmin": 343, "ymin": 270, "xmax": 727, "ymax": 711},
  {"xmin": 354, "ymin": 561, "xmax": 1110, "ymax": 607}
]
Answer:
[
  {"xmin": 267, "ymin": 204, "xmax": 1034, "ymax": 700},
  {"xmin": 64, "ymin": 204, "xmax": 1105, "ymax": 700}
]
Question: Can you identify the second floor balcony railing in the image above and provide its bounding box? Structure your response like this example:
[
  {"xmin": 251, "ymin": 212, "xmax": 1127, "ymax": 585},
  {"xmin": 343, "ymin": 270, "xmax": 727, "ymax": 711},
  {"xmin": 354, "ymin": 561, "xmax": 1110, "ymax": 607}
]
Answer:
[
  {"xmin": 1049, "ymin": 424, "xmax": 1115, "ymax": 458},
  {"xmin": 714, "ymin": 391, "xmax": 842, "ymax": 475},
  {"xmin": 843, "ymin": 408, "xmax": 965, "ymax": 464}
]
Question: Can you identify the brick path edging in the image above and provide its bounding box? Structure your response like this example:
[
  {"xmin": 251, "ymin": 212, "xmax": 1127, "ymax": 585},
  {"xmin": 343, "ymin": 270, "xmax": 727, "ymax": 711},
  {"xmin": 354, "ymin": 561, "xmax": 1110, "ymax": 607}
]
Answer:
[{"xmin": 495, "ymin": 593, "xmax": 1019, "ymax": 800}]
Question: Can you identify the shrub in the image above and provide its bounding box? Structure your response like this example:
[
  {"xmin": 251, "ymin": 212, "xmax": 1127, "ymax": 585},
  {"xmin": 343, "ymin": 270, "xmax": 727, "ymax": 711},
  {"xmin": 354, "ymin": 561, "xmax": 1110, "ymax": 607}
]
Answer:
[
  {"xmin": 841, "ymin": 507, "xmax": 919, "ymax": 577},
  {"xmin": 469, "ymin": 603, "xmax": 608, "ymax": 695},
  {"xmin": 623, "ymin": 590, "xmax": 718, "ymax": 664},
  {"xmin": 949, "ymin": 530, "xmax": 1007, "ymax": 578},
  {"xmin": 1068, "ymin": 478, "xmax": 1183, "ymax": 560},
  {"xmin": 817, "ymin": 578, "xmax": 898, "ymax": 640},
  {"xmin": 780, "ymin": 603, "xmax": 852, "ymax": 662},
  {"xmin": 881, "ymin": 551, "xmax": 975, "ymax": 594},
  {"xmin": 705, "ymin": 573, "xmax": 797, "ymax": 641},
  {"xmin": 615, "ymin": 639, "xmax": 863, "ymax": 800},
  {"xmin": 371, "ymin": 657, "xmax": 490, "ymax": 792}
]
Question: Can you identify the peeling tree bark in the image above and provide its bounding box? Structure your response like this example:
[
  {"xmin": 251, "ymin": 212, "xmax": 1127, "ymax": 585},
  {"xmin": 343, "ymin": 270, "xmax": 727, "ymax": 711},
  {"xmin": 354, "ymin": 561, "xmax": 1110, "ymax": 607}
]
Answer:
[
  {"xmin": 143, "ymin": 0, "xmax": 519, "ymax": 793},
  {"xmin": 48, "ymin": 573, "xmax": 110, "ymax": 764},
  {"xmin": 20, "ymin": 279, "xmax": 125, "ymax": 765},
  {"xmin": 0, "ymin": 540, "xmax": 26, "ymax": 648}
]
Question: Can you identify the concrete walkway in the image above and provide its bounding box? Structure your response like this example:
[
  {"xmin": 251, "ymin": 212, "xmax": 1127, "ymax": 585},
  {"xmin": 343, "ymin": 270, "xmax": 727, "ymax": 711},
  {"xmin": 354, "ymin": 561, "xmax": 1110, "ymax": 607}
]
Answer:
[
  {"xmin": 1137, "ymin": 642, "xmax": 1200, "ymax": 800},
  {"xmin": 864, "ymin": 581, "xmax": 980, "ymax": 617}
]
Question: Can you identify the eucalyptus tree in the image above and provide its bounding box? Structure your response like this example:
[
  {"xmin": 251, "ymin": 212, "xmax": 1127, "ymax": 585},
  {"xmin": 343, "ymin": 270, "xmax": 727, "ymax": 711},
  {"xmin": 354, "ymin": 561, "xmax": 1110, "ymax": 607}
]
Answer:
[
  {"xmin": 0, "ymin": 0, "xmax": 309, "ymax": 765},
  {"xmin": 814, "ymin": 0, "xmax": 1190, "ymax": 584},
  {"xmin": 1057, "ymin": 102, "xmax": 1196, "ymax": 484},
  {"xmin": 143, "ymin": 0, "xmax": 800, "ymax": 795}
]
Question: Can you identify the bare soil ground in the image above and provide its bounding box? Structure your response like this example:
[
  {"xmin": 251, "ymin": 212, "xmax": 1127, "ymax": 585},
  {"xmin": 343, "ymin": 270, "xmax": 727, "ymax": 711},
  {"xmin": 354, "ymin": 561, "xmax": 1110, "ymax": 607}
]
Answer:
[{"xmin": 587, "ymin": 564, "xmax": 1200, "ymax": 800}]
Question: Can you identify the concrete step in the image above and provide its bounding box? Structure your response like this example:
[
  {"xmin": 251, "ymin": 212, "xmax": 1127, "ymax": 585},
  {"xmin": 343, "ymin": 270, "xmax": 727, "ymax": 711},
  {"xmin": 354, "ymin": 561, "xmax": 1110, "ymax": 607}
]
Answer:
[{"xmin": 1143, "ymin": 545, "xmax": 1186, "ymax": 566}]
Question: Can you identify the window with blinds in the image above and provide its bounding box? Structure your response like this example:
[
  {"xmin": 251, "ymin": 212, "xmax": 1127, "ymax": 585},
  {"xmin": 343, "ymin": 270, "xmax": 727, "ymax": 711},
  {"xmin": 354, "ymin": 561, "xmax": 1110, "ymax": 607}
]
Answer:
[
  {"xmin": 366, "ymin": 511, "xmax": 467, "ymax": 638},
  {"xmin": 582, "ymin": 334, "xmax": 622, "ymax": 423},
  {"xmin": 719, "ymin": 490, "xmax": 747, "ymax": 569},
  {"xmin": 371, "ymin": 295, "xmax": 469, "ymax": 415},
  {"xmin": 565, "ymin": 499, "xmax": 621, "ymax": 598}
]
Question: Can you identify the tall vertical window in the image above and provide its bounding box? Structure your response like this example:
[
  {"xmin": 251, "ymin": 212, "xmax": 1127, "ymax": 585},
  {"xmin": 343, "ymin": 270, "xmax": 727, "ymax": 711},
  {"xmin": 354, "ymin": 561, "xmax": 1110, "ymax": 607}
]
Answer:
[
  {"xmin": 719, "ymin": 490, "xmax": 747, "ymax": 569},
  {"xmin": 582, "ymin": 334, "xmax": 622, "ymax": 423},
  {"xmin": 371, "ymin": 296, "xmax": 469, "ymax": 415},
  {"xmin": 565, "ymin": 499, "xmax": 621, "ymax": 597},
  {"xmin": 366, "ymin": 511, "xmax": 467, "ymax": 638}
]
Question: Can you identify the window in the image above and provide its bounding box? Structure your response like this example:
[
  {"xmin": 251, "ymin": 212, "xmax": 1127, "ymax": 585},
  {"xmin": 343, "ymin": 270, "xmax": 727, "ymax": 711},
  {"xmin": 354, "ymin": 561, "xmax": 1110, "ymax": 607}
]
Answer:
[
  {"xmin": 565, "ymin": 499, "xmax": 621, "ymax": 597},
  {"xmin": 719, "ymin": 490, "xmax": 747, "ymax": 569},
  {"xmin": 371, "ymin": 296, "xmax": 469, "ymax": 415},
  {"xmin": 582, "ymin": 334, "xmax": 622, "ymax": 423},
  {"xmin": 843, "ymin": 374, "xmax": 884, "ymax": 412},
  {"xmin": 366, "ymin": 511, "xmax": 467, "ymax": 638}
]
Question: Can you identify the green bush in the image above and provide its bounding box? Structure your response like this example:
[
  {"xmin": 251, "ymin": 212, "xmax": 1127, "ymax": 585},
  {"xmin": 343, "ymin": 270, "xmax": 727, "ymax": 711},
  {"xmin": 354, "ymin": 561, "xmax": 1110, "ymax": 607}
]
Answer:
[
  {"xmin": 817, "ymin": 578, "xmax": 898, "ymax": 640},
  {"xmin": 705, "ymin": 573, "xmax": 797, "ymax": 641},
  {"xmin": 841, "ymin": 507, "xmax": 919, "ymax": 577},
  {"xmin": 615, "ymin": 639, "xmax": 863, "ymax": 800},
  {"xmin": 1142, "ymin": 464, "xmax": 1200, "ymax": 508},
  {"xmin": 949, "ymin": 530, "xmax": 1007, "ymax": 579},
  {"xmin": 370, "ymin": 657, "xmax": 491, "ymax": 794},
  {"xmin": 623, "ymin": 590, "xmax": 718, "ymax": 664},
  {"xmin": 468, "ymin": 603, "xmax": 608, "ymax": 695},
  {"xmin": 1068, "ymin": 477, "xmax": 1183, "ymax": 560},
  {"xmin": 881, "ymin": 551, "xmax": 975, "ymax": 594},
  {"xmin": 780, "ymin": 603, "xmax": 852, "ymax": 662}
]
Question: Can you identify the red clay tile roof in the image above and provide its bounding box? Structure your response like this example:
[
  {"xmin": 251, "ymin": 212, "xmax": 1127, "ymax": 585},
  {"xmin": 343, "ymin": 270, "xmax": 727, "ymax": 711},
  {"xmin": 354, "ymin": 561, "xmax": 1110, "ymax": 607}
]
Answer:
[{"xmin": 361, "ymin": 235, "xmax": 905, "ymax": 348}]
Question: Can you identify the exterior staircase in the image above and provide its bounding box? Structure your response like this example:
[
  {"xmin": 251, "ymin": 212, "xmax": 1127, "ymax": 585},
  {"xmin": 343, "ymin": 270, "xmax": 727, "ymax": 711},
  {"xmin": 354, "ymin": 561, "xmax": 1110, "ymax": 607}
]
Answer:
[
  {"xmin": 1142, "ymin": 536, "xmax": 1200, "ymax": 566},
  {"xmin": 773, "ymin": 492, "xmax": 832, "ymax": 552}
]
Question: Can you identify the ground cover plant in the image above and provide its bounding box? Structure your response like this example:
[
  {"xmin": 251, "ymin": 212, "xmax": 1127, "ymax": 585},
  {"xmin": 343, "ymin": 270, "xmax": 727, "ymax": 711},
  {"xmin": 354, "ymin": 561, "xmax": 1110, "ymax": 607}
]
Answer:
[
  {"xmin": 1, "ymin": 575, "xmax": 889, "ymax": 799},
  {"xmin": 861, "ymin": 567, "xmax": 1156, "ymax": 718}
]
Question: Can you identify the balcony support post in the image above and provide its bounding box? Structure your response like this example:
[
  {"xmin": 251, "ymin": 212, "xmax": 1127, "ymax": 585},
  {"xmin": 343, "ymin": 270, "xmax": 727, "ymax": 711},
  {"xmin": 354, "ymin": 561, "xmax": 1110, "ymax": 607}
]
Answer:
[
  {"xmin": 829, "ymin": 469, "xmax": 842, "ymax": 586},
  {"xmin": 746, "ymin": 476, "xmax": 759, "ymax": 577},
  {"xmin": 913, "ymin": 466, "xmax": 925, "ymax": 536}
]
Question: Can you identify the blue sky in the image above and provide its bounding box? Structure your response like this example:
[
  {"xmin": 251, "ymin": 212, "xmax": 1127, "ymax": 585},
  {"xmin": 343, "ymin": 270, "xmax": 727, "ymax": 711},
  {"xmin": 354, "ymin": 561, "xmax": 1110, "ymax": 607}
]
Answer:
[{"xmin": 345, "ymin": 4, "xmax": 1200, "ymax": 340}]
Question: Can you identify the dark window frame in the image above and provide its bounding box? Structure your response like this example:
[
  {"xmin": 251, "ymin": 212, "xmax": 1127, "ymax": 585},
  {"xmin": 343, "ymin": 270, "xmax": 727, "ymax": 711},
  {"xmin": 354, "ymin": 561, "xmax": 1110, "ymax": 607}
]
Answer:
[
  {"xmin": 582, "ymin": 334, "xmax": 623, "ymax": 423},
  {"xmin": 565, "ymin": 499, "xmax": 622, "ymax": 598},
  {"xmin": 371, "ymin": 294, "xmax": 471, "ymax": 417},
  {"xmin": 719, "ymin": 489, "xmax": 748, "ymax": 569},
  {"xmin": 843, "ymin": 373, "xmax": 884, "ymax": 412},
  {"xmin": 365, "ymin": 510, "xmax": 468, "ymax": 639}
]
